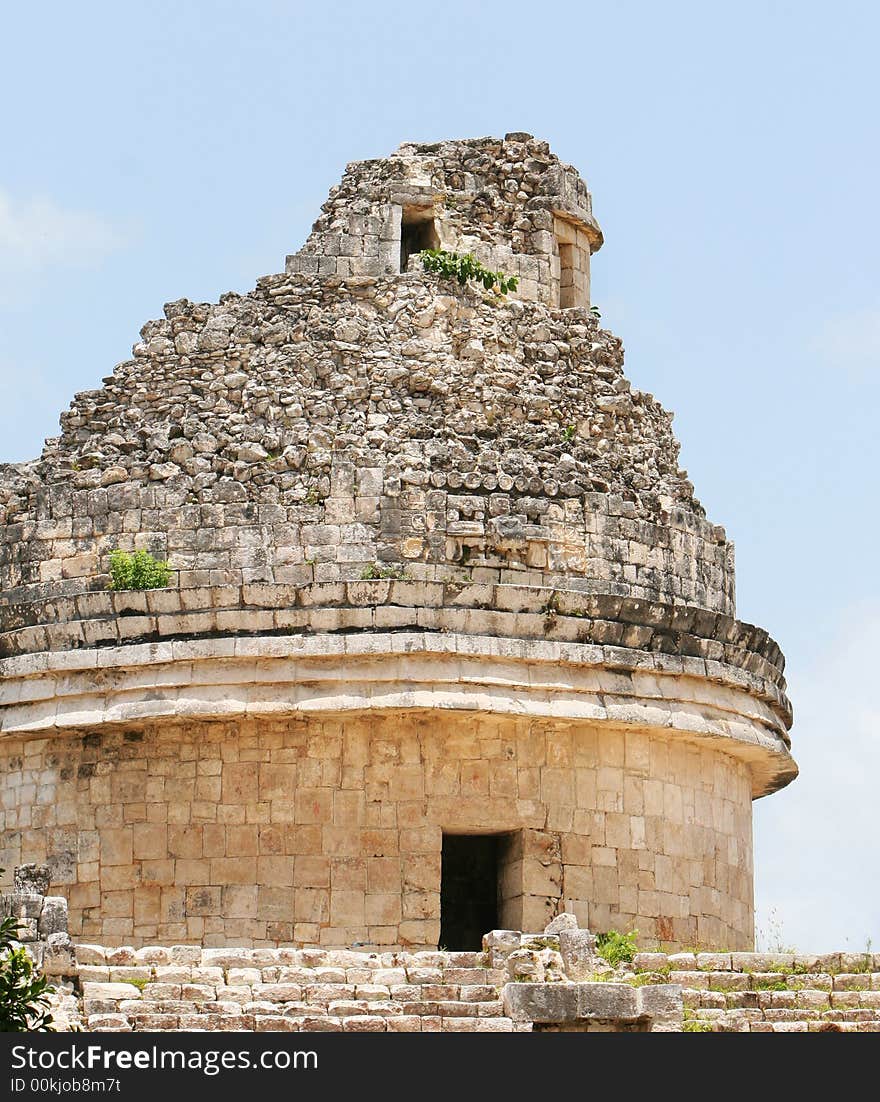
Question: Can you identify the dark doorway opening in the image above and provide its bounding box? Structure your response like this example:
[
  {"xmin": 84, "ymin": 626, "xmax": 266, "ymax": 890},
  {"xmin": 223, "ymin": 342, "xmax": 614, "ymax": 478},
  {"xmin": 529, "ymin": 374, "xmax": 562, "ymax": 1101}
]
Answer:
[
  {"xmin": 440, "ymin": 834, "xmax": 500, "ymax": 950},
  {"xmin": 400, "ymin": 208, "xmax": 439, "ymax": 272}
]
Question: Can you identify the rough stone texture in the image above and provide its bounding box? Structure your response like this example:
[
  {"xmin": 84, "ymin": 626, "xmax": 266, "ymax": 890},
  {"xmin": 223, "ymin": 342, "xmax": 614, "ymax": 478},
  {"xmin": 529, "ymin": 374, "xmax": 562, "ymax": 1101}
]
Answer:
[
  {"xmin": 39, "ymin": 939, "xmax": 880, "ymax": 1034},
  {"xmin": 287, "ymin": 134, "xmax": 602, "ymax": 305},
  {"xmin": 4, "ymin": 877, "xmax": 870, "ymax": 1035},
  {"xmin": 628, "ymin": 950, "xmax": 880, "ymax": 1032},
  {"xmin": 0, "ymin": 138, "xmax": 732, "ymax": 616},
  {"xmin": 0, "ymin": 135, "xmax": 797, "ymax": 954},
  {"xmin": 0, "ymin": 716, "xmax": 756, "ymax": 948}
]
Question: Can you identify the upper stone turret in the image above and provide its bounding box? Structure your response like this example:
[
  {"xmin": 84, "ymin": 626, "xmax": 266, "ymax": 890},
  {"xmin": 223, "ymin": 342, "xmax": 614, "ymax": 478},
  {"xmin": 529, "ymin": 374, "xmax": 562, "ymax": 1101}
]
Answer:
[{"xmin": 287, "ymin": 133, "xmax": 603, "ymax": 309}]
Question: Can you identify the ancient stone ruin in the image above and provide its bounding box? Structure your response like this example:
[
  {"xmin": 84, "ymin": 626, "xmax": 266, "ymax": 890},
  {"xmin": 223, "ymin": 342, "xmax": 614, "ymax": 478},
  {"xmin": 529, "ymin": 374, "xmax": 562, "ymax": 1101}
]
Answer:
[
  {"xmin": 3, "ymin": 875, "xmax": 878, "ymax": 1032},
  {"xmin": 1, "ymin": 133, "xmax": 850, "ymax": 1033}
]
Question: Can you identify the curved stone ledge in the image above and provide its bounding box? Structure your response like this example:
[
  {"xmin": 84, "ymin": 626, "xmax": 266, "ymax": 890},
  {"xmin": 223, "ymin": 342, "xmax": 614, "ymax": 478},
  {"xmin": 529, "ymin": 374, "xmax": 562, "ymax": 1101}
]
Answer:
[
  {"xmin": 0, "ymin": 581, "xmax": 786, "ymax": 688},
  {"xmin": 0, "ymin": 631, "xmax": 796, "ymax": 797}
]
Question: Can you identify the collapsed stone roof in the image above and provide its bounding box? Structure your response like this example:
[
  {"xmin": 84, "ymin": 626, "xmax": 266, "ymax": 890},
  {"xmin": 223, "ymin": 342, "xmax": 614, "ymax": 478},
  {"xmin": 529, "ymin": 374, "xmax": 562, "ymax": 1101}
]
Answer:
[{"xmin": 19, "ymin": 283, "xmax": 694, "ymax": 513}]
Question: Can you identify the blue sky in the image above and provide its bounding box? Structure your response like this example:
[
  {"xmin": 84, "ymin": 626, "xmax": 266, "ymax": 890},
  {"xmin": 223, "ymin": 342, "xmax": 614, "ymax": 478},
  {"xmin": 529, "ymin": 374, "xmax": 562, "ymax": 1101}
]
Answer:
[{"xmin": 1, "ymin": 1, "xmax": 877, "ymax": 950}]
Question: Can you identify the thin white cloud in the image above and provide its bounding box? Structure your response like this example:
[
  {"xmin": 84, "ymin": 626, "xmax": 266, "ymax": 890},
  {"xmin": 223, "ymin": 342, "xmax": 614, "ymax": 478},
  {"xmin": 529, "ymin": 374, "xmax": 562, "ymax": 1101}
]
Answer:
[
  {"xmin": 755, "ymin": 605, "xmax": 880, "ymax": 952},
  {"xmin": 0, "ymin": 190, "xmax": 128, "ymax": 304},
  {"xmin": 813, "ymin": 307, "xmax": 880, "ymax": 384}
]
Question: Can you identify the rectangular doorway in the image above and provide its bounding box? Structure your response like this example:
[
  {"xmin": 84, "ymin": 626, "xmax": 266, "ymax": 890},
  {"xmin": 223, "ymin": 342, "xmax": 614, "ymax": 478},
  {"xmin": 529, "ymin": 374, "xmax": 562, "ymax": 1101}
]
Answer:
[{"xmin": 440, "ymin": 828, "xmax": 515, "ymax": 952}]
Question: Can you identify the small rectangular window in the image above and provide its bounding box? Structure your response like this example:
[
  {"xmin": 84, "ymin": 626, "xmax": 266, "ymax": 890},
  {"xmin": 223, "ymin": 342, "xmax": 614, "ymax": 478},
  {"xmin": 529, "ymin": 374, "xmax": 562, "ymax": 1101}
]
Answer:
[
  {"xmin": 400, "ymin": 207, "xmax": 439, "ymax": 272},
  {"xmin": 558, "ymin": 241, "xmax": 577, "ymax": 308}
]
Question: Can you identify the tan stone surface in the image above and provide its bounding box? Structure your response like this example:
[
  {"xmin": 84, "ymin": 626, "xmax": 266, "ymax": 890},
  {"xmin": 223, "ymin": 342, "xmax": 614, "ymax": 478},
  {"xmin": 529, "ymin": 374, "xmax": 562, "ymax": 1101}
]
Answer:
[{"xmin": 0, "ymin": 712, "xmax": 753, "ymax": 950}]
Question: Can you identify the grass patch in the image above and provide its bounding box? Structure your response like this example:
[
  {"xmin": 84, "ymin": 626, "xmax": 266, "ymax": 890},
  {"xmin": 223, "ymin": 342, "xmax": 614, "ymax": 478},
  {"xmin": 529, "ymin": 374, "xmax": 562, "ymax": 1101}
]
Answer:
[
  {"xmin": 596, "ymin": 929, "xmax": 638, "ymax": 968},
  {"xmin": 124, "ymin": 977, "xmax": 150, "ymax": 991}
]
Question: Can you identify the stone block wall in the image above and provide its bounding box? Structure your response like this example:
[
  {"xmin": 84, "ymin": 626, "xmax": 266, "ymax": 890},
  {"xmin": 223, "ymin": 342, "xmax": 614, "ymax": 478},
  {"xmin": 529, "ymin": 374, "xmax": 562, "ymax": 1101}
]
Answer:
[
  {"xmin": 0, "ymin": 480, "xmax": 736, "ymax": 619},
  {"xmin": 73, "ymin": 944, "xmax": 525, "ymax": 1033},
  {"xmin": 1, "ymin": 863, "xmax": 75, "ymax": 974},
  {"xmin": 0, "ymin": 715, "xmax": 754, "ymax": 950},
  {"xmin": 50, "ymin": 915, "xmax": 683, "ymax": 1033}
]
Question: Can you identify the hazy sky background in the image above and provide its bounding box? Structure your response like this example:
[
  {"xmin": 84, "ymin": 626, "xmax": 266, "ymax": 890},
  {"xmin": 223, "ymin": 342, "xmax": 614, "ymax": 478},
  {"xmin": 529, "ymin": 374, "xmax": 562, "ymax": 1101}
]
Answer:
[{"xmin": 1, "ymin": 1, "xmax": 877, "ymax": 951}]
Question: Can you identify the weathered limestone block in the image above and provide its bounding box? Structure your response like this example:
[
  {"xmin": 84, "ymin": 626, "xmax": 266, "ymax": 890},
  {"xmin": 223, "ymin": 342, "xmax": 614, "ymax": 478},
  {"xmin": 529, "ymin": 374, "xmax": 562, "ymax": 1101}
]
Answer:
[
  {"xmin": 42, "ymin": 932, "xmax": 77, "ymax": 978},
  {"xmin": 39, "ymin": 897, "xmax": 69, "ymax": 937},
  {"xmin": 558, "ymin": 930, "xmax": 600, "ymax": 981},
  {"xmin": 14, "ymin": 864, "xmax": 51, "ymax": 895},
  {"xmin": 501, "ymin": 980, "xmax": 682, "ymax": 1031},
  {"xmin": 503, "ymin": 982, "xmax": 579, "ymax": 1023},
  {"xmin": 544, "ymin": 911, "xmax": 579, "ymax": 935}
]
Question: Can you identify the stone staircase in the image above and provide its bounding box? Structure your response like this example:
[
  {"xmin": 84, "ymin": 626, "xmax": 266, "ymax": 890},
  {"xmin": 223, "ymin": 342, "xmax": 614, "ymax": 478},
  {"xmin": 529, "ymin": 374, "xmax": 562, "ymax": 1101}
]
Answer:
[
  {"xmin": 75, "ymin": 945, "xmax": 522, "ymax": 1032},
  {"xmin": 630, "ymin": 951, "xmax": 880, "ymax": 1032}
]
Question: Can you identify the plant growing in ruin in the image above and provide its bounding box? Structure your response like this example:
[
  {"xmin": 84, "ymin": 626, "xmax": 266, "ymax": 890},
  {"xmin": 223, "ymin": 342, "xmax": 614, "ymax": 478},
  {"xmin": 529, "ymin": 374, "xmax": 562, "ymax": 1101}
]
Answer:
[
  {"xmin": 108, "ymin": 549, "xmax": 171, "ymax": 591},
  {"xmin": 595, "ymin": 929, "xmax": 639, "ymax": 968},
  {"xmin": 0, "ymin": 873, "xmax": 54, "ymax": 1032},
  {"xmin": 420, "ymin": 249, "xmax": 519, "ymax": 295},
  {"xmin": 361, "ymin": 563, "xmax": 408, "ymax": 581}
]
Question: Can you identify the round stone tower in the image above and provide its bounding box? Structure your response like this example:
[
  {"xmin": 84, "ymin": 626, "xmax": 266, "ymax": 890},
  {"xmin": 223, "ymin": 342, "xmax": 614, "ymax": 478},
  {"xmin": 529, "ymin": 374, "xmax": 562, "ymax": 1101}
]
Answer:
[{"xmin": 0, "ymin": 134, "xmax": 796, "ymax": 951}]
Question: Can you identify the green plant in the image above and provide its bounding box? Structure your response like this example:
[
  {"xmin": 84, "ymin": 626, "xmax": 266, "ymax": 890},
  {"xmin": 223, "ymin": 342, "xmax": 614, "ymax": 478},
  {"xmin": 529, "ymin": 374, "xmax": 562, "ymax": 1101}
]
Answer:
[
  {"xmin": 108, "ymin": 549, "xmax": 171, "ymax": 591},
  {"xmin": 589, "ymin": 304, "xmax": 601, "ymax": 319},
  {"xmin": 683, "ymin": 1019, "xmax": 713, "ymax": 1032},
  {"xmin": 629, "ymin": 972, "xmax": 666, "ymax": 986},
  {"xmin": 596, "ymin": 929, "xmax": 639, "ymax": 968},
  {"xmin": 361, "ymin": 563, "xmax": 408, "ymax": 581},
  {"xmin": 0, "ymin": 877, "xmax": 54, "ymax": 1032},
  {"xmin": 749, "ymin": 976, "xmax": 787, "ymax": 991},
  {"xmin": 124, "ymin": 976, "xmax": 150, "ymax": 991},
  {"xmin": 561, "ymin": 424, "xmax": 576, "ymax": 442},
  {"xmin": 420, "ymin": 249, "xmax": 519, "ymax": 295}
]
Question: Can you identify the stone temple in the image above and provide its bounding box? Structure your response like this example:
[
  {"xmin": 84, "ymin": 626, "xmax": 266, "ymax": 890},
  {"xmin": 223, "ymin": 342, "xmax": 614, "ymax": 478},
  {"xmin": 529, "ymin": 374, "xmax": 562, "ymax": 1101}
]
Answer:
[{"xmin": 0, "ymin": 133, "xmax": 796, "ymax": 954}]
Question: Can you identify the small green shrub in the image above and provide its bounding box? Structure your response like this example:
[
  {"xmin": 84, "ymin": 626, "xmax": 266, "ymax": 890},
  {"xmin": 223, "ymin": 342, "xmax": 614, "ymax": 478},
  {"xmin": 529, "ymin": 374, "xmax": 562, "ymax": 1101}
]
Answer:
[
  {"xmin": 108, "ymin": 549, "xmax": 171, "ymax": 591},
  {"xmin": 361, "ymin": 563, "xmax": 408, "ymax": 581},
  {"xmin": 596, "ymin": 929, "xmax": 639, "ymax": 968},
  {"xmin": 420, "ymin": 249, "xmax": 519, "ymax": 295},
  {"xmin": 0, "ymin": 877, "xmax": 54, "ymax": 1032},
  {"xmin": 683, "ymin": 1019, "xmax": 713, "ymax": 1032}
]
